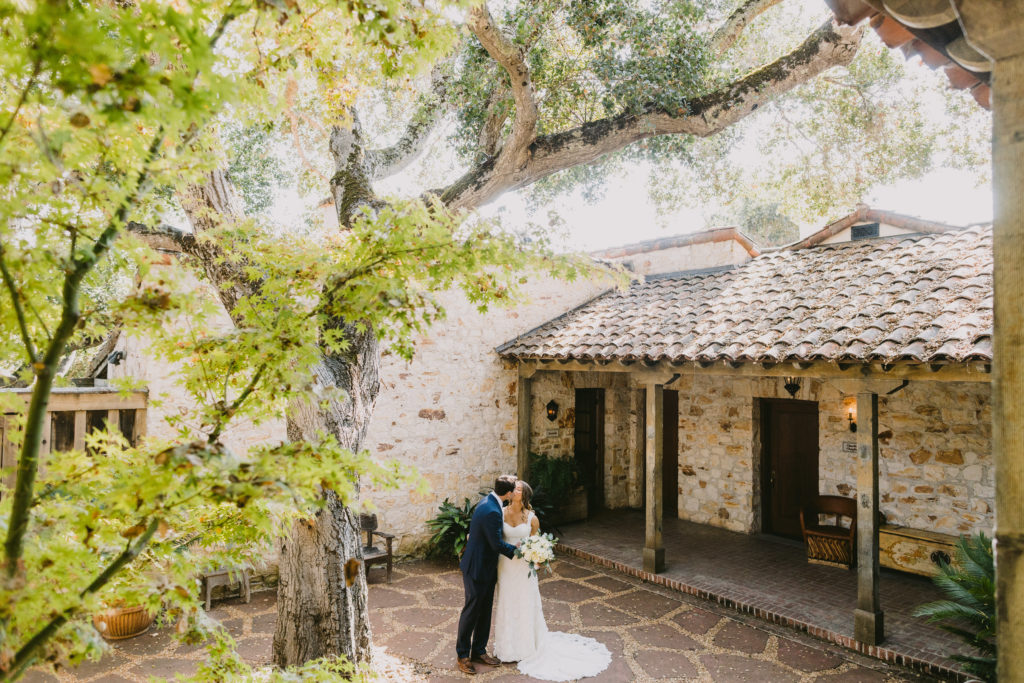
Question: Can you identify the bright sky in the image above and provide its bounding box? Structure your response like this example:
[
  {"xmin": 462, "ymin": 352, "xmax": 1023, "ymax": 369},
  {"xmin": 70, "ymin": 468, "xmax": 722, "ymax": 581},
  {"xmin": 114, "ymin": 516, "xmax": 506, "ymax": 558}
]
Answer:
[
  {"xmin": 274, "ymin": 0, "xmax": 994, "ymax": 254},
  {"xmin": 481, "ymin": 167, "xmax": 993, "ymax": 253}
]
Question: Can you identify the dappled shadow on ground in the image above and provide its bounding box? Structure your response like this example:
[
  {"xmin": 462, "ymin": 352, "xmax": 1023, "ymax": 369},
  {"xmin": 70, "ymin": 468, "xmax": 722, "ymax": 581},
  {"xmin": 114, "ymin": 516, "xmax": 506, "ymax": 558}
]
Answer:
[{"xmin": 28, "ymin": 556, "xmax": 932, "ymax": 682}]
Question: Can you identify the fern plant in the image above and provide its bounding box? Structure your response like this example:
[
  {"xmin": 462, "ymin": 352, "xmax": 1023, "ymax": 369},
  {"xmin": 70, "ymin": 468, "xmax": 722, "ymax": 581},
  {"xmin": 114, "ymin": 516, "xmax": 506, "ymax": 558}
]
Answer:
[
  {"xmin": 913, "ymin": 532, "xmax": 996, "ymax": 682},
  {"xmin": 426, "ymin": 498, "xmax": 477, "ymax": 561}
]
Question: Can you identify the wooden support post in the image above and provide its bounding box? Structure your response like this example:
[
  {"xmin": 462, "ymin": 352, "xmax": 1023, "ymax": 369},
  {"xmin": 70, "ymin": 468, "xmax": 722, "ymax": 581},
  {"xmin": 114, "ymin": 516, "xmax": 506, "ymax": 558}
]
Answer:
[
  {"xmin": 854, "ymin": 391, "xmax": 883, "ymax": 644},
  {"xmin": 516, "ymin": 373, "xmax": 532, "ymax": 480},
  {"xmin": 72, "ymin": 410, "xmax": 87, "ymax": 452},
  {"xmin": 133, "ymin": 408, "xmax": 147, "ymax": 443},
  {"xmin": 953, "ymin": 5, "xmax": 1024, "ymax": 678},
  {"xmin": 0, "ymin": 416, "xmax": 15, "ymax": 493},
  {"xmin": 643, "ymin": 383, "xmax": 665, "ymax": 573},
  {"xmin": 629, "ymin": 390, "xmax": 644, "ymax": 508},
  {"xmin": 106, "ymin": 409, "xmax": 119, "ymax": 434},
  {"xmin": 992, "ymin": 52, "xmax": 1024, "ymax": 683}
]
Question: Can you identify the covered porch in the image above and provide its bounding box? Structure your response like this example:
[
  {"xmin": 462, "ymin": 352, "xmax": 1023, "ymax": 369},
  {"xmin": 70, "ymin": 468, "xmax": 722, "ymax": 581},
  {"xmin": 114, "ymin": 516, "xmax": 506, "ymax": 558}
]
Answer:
[{"xmin": 558, "ymin": 509, "xmax": 969, "ymax": 678}]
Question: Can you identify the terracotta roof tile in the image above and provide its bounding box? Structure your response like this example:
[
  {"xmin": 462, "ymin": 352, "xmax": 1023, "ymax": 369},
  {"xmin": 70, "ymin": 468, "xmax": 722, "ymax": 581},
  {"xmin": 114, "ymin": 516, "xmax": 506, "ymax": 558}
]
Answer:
[{"xmin": 497, "ymin": 227, "xmax": 992, "ymax": 365}]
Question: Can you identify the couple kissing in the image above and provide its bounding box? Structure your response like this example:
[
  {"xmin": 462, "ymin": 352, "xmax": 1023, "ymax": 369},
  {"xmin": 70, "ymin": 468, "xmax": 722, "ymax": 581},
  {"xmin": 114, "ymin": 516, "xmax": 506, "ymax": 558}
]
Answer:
[{"xmin": 455, "ymin": 474, "xmax": 610, "ymax": 680}]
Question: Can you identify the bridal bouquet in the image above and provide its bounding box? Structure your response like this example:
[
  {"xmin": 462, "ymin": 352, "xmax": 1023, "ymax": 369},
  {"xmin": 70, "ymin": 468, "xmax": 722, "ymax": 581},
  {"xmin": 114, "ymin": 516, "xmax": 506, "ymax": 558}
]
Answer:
[{"xmin": 516, "ymin": 533, "xmax": 557, "ymax": 578}]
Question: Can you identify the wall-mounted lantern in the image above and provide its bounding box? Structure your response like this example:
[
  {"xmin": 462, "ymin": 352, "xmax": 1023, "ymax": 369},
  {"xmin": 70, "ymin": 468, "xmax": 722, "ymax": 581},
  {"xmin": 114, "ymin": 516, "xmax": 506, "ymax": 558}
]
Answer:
[
  {"xmin": 546, "ymin": 400, "xmax": 559, "ymax": 422},
  {"xmin": 848, "ymin": 406, "xmax": 857, "ymax": 433},
  {"xmin": 783, "ymin": 378, "xmax": 800, "ymax": 398}
]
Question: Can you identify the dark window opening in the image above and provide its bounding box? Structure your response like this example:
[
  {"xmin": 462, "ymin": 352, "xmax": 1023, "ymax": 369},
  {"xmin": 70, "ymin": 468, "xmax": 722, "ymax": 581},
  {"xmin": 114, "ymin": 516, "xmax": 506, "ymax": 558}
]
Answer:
[
  {"xmin": 851, "ymin": 223, "xmax": 880, "ymax": 240},
  {"xmin": 51, "ymin": 412, "xmax": 75, "ymax": 452}
]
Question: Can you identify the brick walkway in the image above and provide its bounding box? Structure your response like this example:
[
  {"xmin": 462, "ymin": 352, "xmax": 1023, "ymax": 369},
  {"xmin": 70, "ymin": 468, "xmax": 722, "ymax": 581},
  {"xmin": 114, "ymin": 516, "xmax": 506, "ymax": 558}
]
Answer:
[
  {"xmin": 26, "ymin": 556, "xmax": 937, "ymax": 682},
  {"xmin": 555, "ymin": 510, "xmax": 968, "ymax": 679}
]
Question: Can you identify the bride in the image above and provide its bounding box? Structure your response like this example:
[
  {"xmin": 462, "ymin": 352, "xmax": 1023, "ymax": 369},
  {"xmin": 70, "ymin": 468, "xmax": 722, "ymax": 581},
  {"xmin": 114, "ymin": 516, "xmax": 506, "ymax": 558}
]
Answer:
[{"xmin": 493, "ymin": 480, "xmax": 611, "ymax": 681}]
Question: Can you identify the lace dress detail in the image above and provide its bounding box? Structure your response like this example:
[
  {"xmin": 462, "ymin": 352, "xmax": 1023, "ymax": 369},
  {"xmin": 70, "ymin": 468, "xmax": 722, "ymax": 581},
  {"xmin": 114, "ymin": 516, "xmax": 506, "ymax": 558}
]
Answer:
[{"xmin": 493, "ymin": 512, "xmax": 611, "ymax": 681}]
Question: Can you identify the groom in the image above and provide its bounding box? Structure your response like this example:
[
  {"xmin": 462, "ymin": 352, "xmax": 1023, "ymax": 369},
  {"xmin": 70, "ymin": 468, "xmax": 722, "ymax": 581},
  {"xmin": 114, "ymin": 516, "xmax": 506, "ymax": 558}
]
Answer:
[{"xmin": 455, "ymin": 474, "xmax": 518, "ymax": 675}]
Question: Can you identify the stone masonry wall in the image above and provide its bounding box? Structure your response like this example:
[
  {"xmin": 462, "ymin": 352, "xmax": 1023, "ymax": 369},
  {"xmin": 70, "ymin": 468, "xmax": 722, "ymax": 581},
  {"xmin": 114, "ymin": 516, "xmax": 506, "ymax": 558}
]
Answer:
[
  {"xmin": 670, "ymin": 374, "xmax": 993, "ymax": 537},
  {"xmin": 361, "ymin": 274, "xmax": 611, "ymax": 554},
  {"xmin": 527, "ymin": 371, "xmax": 636, "ymax": 509}
]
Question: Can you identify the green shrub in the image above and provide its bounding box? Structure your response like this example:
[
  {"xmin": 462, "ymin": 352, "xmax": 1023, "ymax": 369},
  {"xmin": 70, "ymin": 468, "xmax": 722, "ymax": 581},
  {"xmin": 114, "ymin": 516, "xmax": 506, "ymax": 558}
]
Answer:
[
  {"xmin": 913, "ymin": 532, "xmax": 996, "ymax": 681},
  {"xmin": 426, "ymin": 497, "xmax": 477, "ymax": 560},
  {"xmin": 528, "ymin": 452, "xmax": 578, "ymax": 499},
  {"xmin": 527, "ymin": 485, "xmax": 556, "ymax": 530}
]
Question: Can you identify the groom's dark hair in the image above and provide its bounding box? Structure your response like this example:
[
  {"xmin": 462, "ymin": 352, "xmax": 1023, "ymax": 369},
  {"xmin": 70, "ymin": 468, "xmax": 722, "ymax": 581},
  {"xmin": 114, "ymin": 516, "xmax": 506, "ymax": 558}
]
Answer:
[{"xmin": 493, "ymin": 474, "xmax": 517, "ymax": 496}]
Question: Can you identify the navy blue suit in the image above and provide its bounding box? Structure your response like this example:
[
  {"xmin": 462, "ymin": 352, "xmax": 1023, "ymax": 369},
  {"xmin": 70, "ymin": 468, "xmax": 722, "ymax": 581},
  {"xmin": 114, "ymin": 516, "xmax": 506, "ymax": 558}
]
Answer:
[{"xmin": 456, "ymin": 492, "xmax": 517, "ymax": 659}]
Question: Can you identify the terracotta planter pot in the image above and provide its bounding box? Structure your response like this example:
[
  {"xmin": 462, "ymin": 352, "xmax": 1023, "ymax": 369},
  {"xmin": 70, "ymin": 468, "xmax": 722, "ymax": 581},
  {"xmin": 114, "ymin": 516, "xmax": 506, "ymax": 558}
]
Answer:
[{"xmin": 93, "ymin": 605, "xmax": 154, "ymax": 640}]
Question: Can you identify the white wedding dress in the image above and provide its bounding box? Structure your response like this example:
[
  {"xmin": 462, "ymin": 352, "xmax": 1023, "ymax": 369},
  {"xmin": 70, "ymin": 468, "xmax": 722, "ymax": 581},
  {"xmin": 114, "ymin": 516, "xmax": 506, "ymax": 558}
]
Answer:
[{"xmin": 493, "ymin": 511, "xmax": 611, "ymax": 681}]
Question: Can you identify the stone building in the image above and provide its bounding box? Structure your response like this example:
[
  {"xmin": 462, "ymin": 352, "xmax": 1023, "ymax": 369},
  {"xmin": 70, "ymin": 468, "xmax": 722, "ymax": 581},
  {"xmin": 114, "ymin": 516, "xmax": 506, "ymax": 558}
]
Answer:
[
  {"xmin": 496, "ymin": 208, "xmax": 992, "ymax": 590},
  {"xmin": 366, "ymin": 206, "xmax": 993, "ymax": 573}
]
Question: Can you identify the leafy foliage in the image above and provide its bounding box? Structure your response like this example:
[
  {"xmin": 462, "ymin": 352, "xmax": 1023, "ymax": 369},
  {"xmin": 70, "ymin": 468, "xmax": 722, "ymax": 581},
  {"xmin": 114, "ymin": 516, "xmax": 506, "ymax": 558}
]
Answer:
[
  {"xmin": 709, "ymin": 199, "xmax": 799, "ymax": 247},
  {"xmin": 224, "ymin": 124, "xmax": 293, "ymax": 216},
  {"xmin": 913, "ymin": 533, "xmax": 996, "ymax": 681},
  {"xmin": 528, "ymin": 452, "xmax": 579, "ymax": 501},
  {"xmin": 0, "ymin": 0, "xmax": 478, "ymax": 679},
  {"xmin": 426, "ymin": 498, "xmax": 477, "ymax": 561}
]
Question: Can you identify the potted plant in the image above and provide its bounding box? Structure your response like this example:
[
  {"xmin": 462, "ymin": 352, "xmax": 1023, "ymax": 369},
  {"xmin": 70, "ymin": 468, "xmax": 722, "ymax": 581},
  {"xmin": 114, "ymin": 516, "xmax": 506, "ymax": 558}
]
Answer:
[
  {"xmin": 93, "ymin": 602, "xmax": 155, "ymax": 640},
  {"xmin": 426, "ymin": 497, "xmax": 477, "ymax": 562},
  {"xmin": 529, "ymin": 453, "xmax": 585, "ymax": 527}
]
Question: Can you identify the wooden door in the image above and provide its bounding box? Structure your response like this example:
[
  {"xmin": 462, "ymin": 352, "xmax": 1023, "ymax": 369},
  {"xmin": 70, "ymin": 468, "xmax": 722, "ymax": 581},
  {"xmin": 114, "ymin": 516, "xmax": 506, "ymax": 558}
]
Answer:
[
  {"xmin": 663, "ymin": 390, "xmax": 679, "ymax": 518},
  {"xmin": 762, "ymin": 399, "xmax": 819, "ymax": 539},
  {"xmin": 574, "ymin": 389, "xmax": 605, "ymax": 513}
]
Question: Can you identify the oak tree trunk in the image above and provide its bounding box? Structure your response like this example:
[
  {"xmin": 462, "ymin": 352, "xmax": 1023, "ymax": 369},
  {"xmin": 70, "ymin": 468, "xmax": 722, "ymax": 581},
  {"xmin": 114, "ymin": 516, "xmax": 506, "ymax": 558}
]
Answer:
[
  {"xmin": 273, "ymin": 119, "xmax": 384, "ymax": 668},
  {"xmin": 176, "ymin": 162, "xmax": 383, "ymax": 668}
]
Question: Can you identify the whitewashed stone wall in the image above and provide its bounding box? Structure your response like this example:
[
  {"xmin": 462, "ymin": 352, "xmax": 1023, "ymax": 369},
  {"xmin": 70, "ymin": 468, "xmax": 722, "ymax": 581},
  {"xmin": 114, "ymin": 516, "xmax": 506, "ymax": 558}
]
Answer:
[
  {"xmin": 109, "ymin": 266, "xmax": 286, "ymax": 456},
  {"xmin": 609, "ymin": 240, "xmax": 750, "ymax": 276},
  {"xmin": 361, "ymin": 274, "xmax": 612, "ymax": 554}
]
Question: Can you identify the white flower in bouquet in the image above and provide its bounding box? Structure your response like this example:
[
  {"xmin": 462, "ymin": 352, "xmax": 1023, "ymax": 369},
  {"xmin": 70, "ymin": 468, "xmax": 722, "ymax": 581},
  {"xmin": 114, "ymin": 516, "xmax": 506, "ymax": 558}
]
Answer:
[{"xmin": 515, "ymin": 532, "xmax": 557, "ymax": 577}]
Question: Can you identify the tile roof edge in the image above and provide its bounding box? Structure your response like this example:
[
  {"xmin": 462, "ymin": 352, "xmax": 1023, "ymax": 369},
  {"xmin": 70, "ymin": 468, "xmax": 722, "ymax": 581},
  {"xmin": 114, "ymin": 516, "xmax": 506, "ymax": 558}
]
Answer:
[
  {"xmin": 494, "ymin": 287, "xmax": 620, "ymax": 356},
  {"xmin": 787, "ymin": 206, "xmax": 966, "ymax": 250},
  {"xmin": 591, "ymin": 227, "xmax": 761, "ymax": 259}
]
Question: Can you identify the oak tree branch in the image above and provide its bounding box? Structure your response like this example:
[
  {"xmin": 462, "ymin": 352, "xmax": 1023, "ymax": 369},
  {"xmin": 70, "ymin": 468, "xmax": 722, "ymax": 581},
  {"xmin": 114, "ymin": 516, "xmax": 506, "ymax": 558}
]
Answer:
[{"xmin": 437, "ymin": 20, "xmax": 862, "ymax": 210}]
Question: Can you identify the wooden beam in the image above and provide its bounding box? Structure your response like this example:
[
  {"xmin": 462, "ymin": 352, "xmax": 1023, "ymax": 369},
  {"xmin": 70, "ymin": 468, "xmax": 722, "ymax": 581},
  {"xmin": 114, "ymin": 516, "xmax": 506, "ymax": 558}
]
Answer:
[
  {"xmin": 854, "ymin": 391, "xmax": 884, "ymax": 645},
  {"xmin": 643, "ymin": 383, "xmax": 665, "ymax": 573},
  {"xmin": 517, "ymin": 375, "xmax": 532, "ymax": 481},
  {"xmin": 515, "ymin": 358, "xmax": 990, "ymax": 383},
  {"xmin": 133, "ymin": 408, "xmax": 147, "ymax": 444},
  {"xmin": 0, "ymin": 388, "xmax": 148, "ymax": 411},
  {"xmin": 629, "ymin": 390, "xmax": 644, "ymax": 508}
]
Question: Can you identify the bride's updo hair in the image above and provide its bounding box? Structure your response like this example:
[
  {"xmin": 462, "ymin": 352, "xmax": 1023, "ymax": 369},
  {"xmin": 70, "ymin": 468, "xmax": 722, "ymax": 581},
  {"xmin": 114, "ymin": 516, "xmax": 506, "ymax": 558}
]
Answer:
[{"xmin": 519, "ymin": 481, "xmax": 534, "ymax": 510}]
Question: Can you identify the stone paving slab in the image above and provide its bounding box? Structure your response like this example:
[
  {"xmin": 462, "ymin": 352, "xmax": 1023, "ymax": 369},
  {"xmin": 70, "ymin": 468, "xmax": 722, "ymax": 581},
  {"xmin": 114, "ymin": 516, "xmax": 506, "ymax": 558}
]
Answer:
[{"xmin": 27, "ymin": 555, "xmax": 939, "ymax": 682}]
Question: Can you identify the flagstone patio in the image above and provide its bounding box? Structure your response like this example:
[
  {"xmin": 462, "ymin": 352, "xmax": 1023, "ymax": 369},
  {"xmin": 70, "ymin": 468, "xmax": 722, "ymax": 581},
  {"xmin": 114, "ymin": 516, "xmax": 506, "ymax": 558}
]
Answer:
[
  {"xmin": 554, "ymin": 510, "xmax": 969, "ymax": 679},
  {"xmin": 27, "ymin": 554, "xmax": 938, "ymax": 682}
]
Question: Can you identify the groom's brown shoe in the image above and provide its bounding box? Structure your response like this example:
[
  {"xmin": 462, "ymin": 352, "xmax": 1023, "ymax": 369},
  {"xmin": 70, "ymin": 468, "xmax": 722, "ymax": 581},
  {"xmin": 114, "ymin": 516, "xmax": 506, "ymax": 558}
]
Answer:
[
  {"xmin": 472, "ymin": 653, "xmax": 501, "ymax": 666},
  {"xmin": 456, "ymin": 657, "xmax": 476, "ymax": 675}
]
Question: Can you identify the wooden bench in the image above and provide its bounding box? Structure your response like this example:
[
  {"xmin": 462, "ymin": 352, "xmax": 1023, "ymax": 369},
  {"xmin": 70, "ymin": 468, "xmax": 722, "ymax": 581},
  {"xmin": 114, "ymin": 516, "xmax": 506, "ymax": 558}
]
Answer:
[
  {"xmin": 800, "ymin": 495, "xmax": 856, "ymax": 569},
  {"xmin": 360, "ymin": 513, "xmax": 395, "ymax": 584}
]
